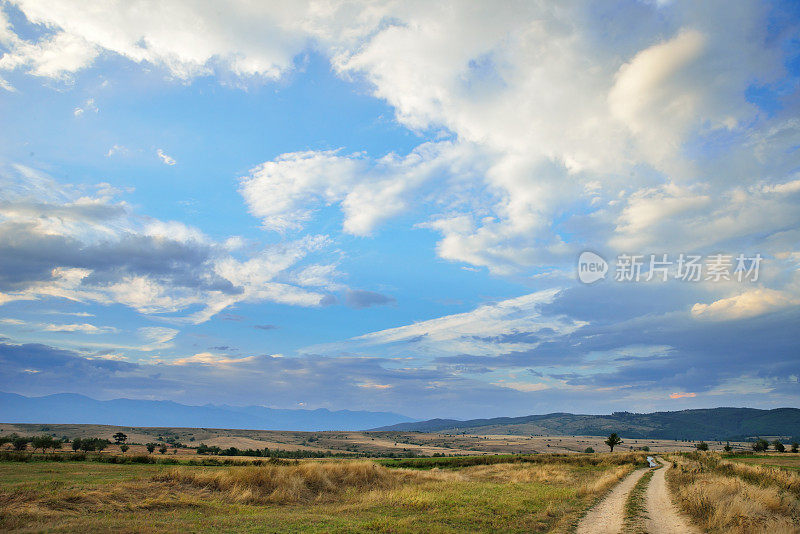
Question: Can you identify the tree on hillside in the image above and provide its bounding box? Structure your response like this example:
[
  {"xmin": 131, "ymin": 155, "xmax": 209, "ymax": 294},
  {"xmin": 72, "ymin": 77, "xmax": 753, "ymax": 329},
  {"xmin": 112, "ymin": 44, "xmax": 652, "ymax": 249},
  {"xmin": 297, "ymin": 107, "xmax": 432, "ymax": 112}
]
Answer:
[
  {"xmin": 72, "ymin": 438, "xmax": 82, "ymax": 451},
  {"xmin": 158, "ymin": 444, "xmax": 168, "ymax": 454},
  {"xmin": 12, "ymin": 436, "xmax": 30, "ymax": 451},
  {"xmin": 724, "ymin": 442, "xmax": 732, "ymax": 452},
  {"xmin": 696, "ymin": 441, "xmax": 709, "ymax": 451},
  {"xmin": 605, "ymin": 433, "xmax": 623, "ymax": 452},
  {"xmin": 584, "ymin": 447, "xmax": 594, "ymax": 453},
  {"xmin": 792, "ymin": 442, "xmax": 799, "ymax": 453},
  {"xmin": 752, "ymin": 438, "xmax": 769, "ymax": 452},
  {"xmin": 146, "ymin": 443, "xmax": 156, "ymax": 454},
  {"xmin": 120, "ymin": 444, "xmax": 129, "ymax": 454},
  {"xmin": 113, "ymin": 432, "xmax": 128, "ymax": 445},
  {"xmin": 773, "ymin": 440, "xmax": 785, "ymax": 453}
]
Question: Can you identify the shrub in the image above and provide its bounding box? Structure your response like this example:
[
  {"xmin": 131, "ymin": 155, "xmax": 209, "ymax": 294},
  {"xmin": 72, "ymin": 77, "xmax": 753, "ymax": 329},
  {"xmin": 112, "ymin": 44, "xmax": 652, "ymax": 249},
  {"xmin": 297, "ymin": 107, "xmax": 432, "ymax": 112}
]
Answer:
[
  {"xmin": 584, "ymin": 447, "xmax": 595, "ymax": 453},
  {"xmin": 696, "ymin": 441, "xmax": 709, "ymax": 451}
]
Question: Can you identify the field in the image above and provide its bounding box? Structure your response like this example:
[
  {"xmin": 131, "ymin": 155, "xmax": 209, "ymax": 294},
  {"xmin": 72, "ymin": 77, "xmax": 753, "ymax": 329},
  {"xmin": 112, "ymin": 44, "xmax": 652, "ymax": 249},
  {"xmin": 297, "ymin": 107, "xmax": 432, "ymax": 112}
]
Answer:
[
  {"xmin": 0, "ymin": 423, "xmax": 744, "ymax": 458},
  {"xmin": 666, "ymin": 452, "xmax": 800, "ymax": 533},
  {"xmin": 0, "ymin": 452, "xmax": 644, "ymax": 532}
]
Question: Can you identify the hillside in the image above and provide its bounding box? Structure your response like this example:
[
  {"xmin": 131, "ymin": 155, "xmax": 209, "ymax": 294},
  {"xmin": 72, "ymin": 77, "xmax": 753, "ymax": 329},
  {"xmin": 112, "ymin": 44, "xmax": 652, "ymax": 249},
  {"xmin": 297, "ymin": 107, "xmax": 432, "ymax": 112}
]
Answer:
[
  {"xmin": 0, "ymin": 392, "xmax": 412, "ymax": 431},
  {"xmin": 373, "ymin": 408, "xmax": 800, "ymax": 441}
]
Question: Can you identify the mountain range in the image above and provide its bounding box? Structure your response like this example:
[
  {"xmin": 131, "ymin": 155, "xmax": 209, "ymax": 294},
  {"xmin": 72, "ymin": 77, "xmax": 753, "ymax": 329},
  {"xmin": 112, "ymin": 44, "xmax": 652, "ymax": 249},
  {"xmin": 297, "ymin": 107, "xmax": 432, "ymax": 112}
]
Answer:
[
  {"xmin": 3, "ymin": 393, "xmax": 798, "ymax": 440},
  {"xmin": 0, "ymin": 392, "xmax": 413, "ymax": 431},
  {"xmin": 373, "ymin": 408, "xmax": 800, "ymax": 441}
]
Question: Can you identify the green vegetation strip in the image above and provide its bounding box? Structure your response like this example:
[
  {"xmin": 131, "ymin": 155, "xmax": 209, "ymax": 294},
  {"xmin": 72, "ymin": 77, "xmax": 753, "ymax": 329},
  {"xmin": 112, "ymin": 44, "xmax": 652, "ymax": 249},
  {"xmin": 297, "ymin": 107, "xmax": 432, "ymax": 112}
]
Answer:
[
  {"xmin": 0, "ymin": 450, "xmax": 296, "ymax": 466},
  {"xmin": 377, "ymin": 452, "xmax": 647, "ymax": 470},
  {"xmin": 623, "ymin": 468, "xmax": 653, "ymax": 533}
]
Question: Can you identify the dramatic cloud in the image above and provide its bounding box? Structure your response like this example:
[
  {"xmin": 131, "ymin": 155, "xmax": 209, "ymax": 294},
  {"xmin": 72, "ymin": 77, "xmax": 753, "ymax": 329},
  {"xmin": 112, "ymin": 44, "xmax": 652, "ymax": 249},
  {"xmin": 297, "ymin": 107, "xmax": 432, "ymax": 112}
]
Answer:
[
  {"xmin": 0, "ymin": 164, "xmax": 335, "ymax": 322},
  {"xmin": 0, "ymin": 1, "xmax": 798, "ymax": 415}
]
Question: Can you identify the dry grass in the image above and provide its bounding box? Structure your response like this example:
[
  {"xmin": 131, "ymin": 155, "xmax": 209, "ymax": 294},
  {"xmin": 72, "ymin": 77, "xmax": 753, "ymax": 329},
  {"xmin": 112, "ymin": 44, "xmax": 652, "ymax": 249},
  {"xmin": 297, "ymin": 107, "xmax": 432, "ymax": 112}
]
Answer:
[
  {"xmin": 155, "ymin": 461, "xmax": 459, "ymax": 504},
  {"xmin": 667, "ymin": 453, "xmax": 800, "ymax": 533}
]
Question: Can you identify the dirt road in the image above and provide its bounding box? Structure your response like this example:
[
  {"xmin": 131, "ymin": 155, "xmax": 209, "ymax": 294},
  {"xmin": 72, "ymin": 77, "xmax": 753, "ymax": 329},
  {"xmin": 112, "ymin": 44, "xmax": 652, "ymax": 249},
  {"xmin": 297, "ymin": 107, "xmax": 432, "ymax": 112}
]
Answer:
[
  {"xmin": 644, "ymin": 458, "xmax": 700, "ymax": 534},
  {"xmin": 575, "ymin": 467, "xmax": 650, "ymax": 534}
]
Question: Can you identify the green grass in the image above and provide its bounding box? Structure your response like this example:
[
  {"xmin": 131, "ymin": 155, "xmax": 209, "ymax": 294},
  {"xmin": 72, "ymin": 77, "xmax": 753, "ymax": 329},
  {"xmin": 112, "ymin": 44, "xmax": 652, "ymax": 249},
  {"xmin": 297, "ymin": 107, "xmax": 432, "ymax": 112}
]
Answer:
[{"xmin": 623, "ymin": 469, "xmax": 653, "ymax": 533}]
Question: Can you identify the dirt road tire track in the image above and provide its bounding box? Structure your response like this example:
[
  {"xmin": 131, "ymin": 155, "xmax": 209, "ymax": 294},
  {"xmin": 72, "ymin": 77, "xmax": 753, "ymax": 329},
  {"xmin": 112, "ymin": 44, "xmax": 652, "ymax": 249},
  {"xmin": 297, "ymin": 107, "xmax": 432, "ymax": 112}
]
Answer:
[
  {"xmin": 643, "ymin": 457, "xmax": 701, "ymax": 534},
  {"xmin": 575, "ymin": 467, "xmax": 650, "ymax": 534}
]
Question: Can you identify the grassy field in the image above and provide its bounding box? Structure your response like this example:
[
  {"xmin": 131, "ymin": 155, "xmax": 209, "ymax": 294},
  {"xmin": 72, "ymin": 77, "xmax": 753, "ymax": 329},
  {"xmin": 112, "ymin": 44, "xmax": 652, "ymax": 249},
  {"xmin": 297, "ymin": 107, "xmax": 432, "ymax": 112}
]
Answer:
[
  {"xmin": 666, "ymin": 452, "xmax": 800, "ymax": 533},
  {"xmin": 0, "ymin": 452, "xmax": 645, "ymax": 532},
  {"xmin": 726, "ymin": 454, "xmax": 800, "ymax": 471}
]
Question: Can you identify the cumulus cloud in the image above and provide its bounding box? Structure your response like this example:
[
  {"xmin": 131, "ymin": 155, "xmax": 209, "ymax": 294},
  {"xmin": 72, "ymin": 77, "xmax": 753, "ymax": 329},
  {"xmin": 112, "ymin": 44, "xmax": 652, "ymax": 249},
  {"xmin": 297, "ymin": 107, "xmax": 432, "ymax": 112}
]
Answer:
[{"xmin": 239, "ymin": 142, "xmax": 482, "ymax": 236}]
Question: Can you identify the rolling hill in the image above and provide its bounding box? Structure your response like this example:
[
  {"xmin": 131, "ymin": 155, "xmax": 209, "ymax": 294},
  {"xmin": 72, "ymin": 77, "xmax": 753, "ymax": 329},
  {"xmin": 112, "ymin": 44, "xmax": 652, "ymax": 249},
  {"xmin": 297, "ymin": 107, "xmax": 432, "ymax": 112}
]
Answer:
[{"xmin": 373, "ymin": 408, "xmax": 800, "ymax": 441}]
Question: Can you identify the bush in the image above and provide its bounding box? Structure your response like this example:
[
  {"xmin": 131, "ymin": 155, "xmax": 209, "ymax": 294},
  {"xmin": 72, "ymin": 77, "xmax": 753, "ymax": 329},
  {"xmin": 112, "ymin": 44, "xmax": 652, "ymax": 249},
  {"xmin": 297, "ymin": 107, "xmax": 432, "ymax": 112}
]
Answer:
[
  {"xmin": 584, "ymin": 447, "xmax": 595, "ymax": 453},
  {"xmin": 696, "ymin": 441, "xmax": 709, "ymax": 451}
]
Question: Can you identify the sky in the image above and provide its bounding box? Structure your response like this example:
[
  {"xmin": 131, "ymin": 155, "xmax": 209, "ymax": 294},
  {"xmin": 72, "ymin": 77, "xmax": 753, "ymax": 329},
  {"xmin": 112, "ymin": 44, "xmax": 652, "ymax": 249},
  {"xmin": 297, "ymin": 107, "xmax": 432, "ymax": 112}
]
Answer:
[{"xmin": 0, "ymin": 0, "xmax": 799, "ymax": 420}]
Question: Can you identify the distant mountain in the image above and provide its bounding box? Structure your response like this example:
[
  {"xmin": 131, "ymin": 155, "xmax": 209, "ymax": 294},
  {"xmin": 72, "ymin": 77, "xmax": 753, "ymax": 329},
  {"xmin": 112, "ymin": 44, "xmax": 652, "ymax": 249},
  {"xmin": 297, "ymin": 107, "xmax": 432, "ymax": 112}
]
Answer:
[
  {"xmin": 0, "ymin": 392, "xmax": 413, "ymax": 431},
  {"xmin": 372, "ymin": 408, "xmax": 800, "ymax": 441}
]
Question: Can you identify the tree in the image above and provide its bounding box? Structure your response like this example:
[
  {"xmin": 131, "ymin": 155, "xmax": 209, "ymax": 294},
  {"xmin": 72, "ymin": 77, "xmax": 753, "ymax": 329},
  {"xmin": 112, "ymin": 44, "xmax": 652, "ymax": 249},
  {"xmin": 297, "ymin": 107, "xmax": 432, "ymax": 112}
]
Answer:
[
  {"xmin": 146, "ymin": 443, "xmax": 157, "ymax": 454},
  {"xmin": 72, "ymin": 438, "xmax": 82, "ymax": 452},
  {"xmin": 724, "ymin": 442, "xmax": 732, "ymax": 452},
  {"xmin": 584, "ymin": 447, "xmax": 595, "ymax": 453},
  {"xmin": 792, "ymin": 442, "xmax": 799, "ymax": 453},
  {"xmin": 52, "ymin": 439, "xmax": 62, "ymax": 452},
  {"xmin": 120, "ymin": 444, "xmax": 129, "ymax": 454},
  {"xmin": 696, "ymin": 441, "xmax": 709, "ymax": 451},
  {"xmin": 32, "ymin": 435, "xmax": 54, "ymax": 453},
  {"xmin": 605, "ymin": 433, "xmax": 623, "ymax": 452},
  {"xmin": 158, "ymin": 444, "xmax": 168, "ymax": 454},
  {"xmin": 752, "ymin": 438, "xmax": 769, "ymax": 452},
  {"xmin": 773, "ymin": 440, "xmax": 785, "ymax": 453},
  {"xmin": 113, "ymin": 432, "xmax": 128, "ymax": 445},
  {"xmin": 12, "ymin": 436, "xmax": 29, "ymax": 451}
]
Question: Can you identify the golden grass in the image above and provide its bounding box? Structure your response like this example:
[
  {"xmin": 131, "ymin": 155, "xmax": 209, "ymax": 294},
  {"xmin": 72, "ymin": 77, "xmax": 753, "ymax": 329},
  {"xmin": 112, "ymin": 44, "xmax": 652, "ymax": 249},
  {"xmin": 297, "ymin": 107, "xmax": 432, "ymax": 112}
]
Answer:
[
  {"xmin": 155, "ymin": 461, "xmax": 459, "ymax": 504},
  {"xmin": 667, "ymin": 453, "xmax": 800, "ymax": 533}
]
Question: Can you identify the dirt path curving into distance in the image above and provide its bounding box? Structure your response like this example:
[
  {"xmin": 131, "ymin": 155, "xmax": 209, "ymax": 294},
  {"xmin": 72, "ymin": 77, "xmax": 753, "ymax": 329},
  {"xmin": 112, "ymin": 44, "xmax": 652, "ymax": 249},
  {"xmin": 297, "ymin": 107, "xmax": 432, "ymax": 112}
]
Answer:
[
  {"xmin": 575, "ymin": 467, "xmax": 650, "ymax": 534},
  {"xmin": 643, "ymin": 457, "xmax": 701, "ymax": 534}
]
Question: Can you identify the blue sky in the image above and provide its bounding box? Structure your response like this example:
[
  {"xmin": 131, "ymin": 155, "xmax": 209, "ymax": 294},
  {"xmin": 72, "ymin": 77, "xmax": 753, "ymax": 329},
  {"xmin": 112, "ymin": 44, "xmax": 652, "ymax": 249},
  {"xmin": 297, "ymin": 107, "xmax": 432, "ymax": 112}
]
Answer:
[{"xmin": 0, "ymin": 0, "xmax": 799, "ymax": 419}]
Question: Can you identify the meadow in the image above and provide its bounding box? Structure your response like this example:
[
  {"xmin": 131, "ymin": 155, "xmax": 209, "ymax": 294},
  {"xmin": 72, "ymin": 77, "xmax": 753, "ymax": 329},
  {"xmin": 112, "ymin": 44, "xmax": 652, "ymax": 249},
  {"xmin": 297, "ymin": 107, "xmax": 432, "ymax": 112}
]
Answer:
[
  {"xmin": 0, "ymin": 452, "xmax": 645, "ymax": 533},
  {"xmin": 666, "ymin": 452, "xmax": 800, "ymax": 533}
]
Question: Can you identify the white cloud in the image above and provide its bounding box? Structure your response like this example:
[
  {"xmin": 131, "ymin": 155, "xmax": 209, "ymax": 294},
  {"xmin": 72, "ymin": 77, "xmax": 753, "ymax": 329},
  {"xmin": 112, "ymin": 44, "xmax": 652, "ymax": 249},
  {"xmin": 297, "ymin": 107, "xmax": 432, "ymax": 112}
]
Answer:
[
  {"xmin": 73, "ymin": 97, "xmax": 98, "ymax": 116},
  {"xmin": 240, "ymin": 142, "xmax": 482, "ymax": 236},
  {"xmin": 691, "ymin": 288, "xmax": 800, "ymax": 321},
  {"xmin": 43, "ymin": 322, "xmax": 117, "ymax": 334},
  {"xmin": 156, "ymin": 149, "xmax": 176, "ymax": 166},
  {"xmin": 306, "ymin": 288, "xmax": 585, "ymax": 358}
]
